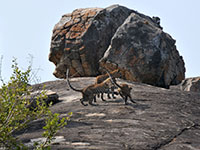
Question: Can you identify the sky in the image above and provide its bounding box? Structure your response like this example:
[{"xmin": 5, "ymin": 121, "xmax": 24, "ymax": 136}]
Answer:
[{"xmin": 0, "ymin": 0, "xmax": 200, "ymax": 84}]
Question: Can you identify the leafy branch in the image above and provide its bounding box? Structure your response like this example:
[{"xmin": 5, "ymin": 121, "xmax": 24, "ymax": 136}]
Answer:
[{"xmin": 0, "ymin": 57, "xmax": 72, "ymax": 150}]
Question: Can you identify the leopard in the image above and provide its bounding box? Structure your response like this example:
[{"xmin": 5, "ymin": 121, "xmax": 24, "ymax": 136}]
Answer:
[
  {"xmin": 95, "ymin": 69, "xmax": 122, "ymax": 100},
  {"xmin": 95, "ymin": 69, "xmax": 122, "ymax": 84},
  {"xmin": 117, "ymin": 83, "xmax": 135, "ymax": 105},
  {"xmin": 66, "ymin": 69, "xmax": 116, "ymax": 106},
  {"xmin": 105, "ymin": 70, "xmax": 136, "ymax": 105}
]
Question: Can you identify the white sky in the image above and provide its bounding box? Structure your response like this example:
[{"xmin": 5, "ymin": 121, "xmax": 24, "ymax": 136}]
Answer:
[{"xmin": 0, "ymin": 0, "xmax": 200, "ymax": 84}]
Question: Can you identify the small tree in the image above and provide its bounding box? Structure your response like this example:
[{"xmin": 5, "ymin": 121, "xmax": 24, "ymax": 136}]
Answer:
[{"xmin": 0, "ymin": 58, "xmax": 71, "ymax": 149}]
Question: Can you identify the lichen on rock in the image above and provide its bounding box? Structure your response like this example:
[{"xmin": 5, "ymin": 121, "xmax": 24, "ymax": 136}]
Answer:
[
  {"xmin": 100, "ymin": 13, "xmax": 185, "ymax": 88},
  {"xmin": 49, "ymin": 5, "xmax": 133, "ymax": 78},
  {"xmin": 49, "ymin": 4, "xmax": 185, "ymax": 88}
]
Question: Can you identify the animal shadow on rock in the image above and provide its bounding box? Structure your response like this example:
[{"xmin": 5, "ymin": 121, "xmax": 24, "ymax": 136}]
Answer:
[
  {"xmin": 134, "ymin": 98, "xmax": 152, "ymax": 102},
  {"xmin": 97, "ymin": 97, "xmax": 150, "ymax": 113}
]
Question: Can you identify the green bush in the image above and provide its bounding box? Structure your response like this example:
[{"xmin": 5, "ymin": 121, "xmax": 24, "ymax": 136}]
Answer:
[{"xmin": 0, "ymin": 58, "xmax": 72, "ymax": 150}]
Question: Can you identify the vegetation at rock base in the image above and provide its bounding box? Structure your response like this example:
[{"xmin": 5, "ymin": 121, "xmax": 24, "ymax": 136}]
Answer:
[{"xmin": 0, "ymin": 57, "xmax": 72, "ymax": 149}]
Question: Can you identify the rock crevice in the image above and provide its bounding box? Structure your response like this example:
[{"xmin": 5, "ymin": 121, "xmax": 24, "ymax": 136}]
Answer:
[
  {"xmin": 152, "ymin": 123, "xmax": 200, "ymax": 150},
  {"xmin": 16, "ymin": 78, "xmax": 200, "ymax": 150},
  {"xmin": 49, "ymin": 5, "xmax": 185, "ymax": 88}
]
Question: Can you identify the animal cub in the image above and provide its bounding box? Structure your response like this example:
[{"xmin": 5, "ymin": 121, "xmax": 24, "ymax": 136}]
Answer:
[
  {"xmin": 95, "ymin": 69, "xmax": 122, "ymax": 84},
  {"xmin": 105, "ymin": 70, "xmax": 136, "ymax": 105},
  {"xmin": 95, "ymin": 69, "xmax": 122, "ymax": 100},
  {"xmin": 66, "ymin": 69, "xmax": 116, "ymax": 106},
  {"xmin": 117, "ymin": 84, "xmax": 135, "ymax": 105}
]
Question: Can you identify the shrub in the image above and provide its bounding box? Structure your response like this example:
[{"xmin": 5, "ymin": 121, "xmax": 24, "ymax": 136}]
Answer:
[{"xmin": 0, "ymin": 58, "xmax": 71, "ymax": 149}]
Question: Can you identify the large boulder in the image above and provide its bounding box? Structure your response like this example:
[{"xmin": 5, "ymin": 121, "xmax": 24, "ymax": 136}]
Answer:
[
  {"xmin": 100, "ymin": 13, "xmax": 185, "ymax": 88},
  {"xmin": 49, "ymin": 4, "xmax": 185, "ymax": 88},
  {"xmin": 180, "ymin": 77, "xmax": 200, "ymax": 92},
  {"xmin": 49, "ymin": 5, "xmax": 133, "ymax": 78}
]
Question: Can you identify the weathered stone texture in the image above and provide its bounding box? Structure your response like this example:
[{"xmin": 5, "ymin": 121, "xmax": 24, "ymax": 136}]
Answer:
[
  {"xmin": 49, "ymin": 5, "xmax": 133, "ymax": 78},
  {"xmin": 180, "ymin": 77, "xmax": 200, "ymax": 92},
  {"xmin": 16, "ymin": 78, "xmax": 200, "ymax": 149},
  {"xmin": 49, "ymin": 4, "xmax": 185, "ymax": 88},
  {"xmin": 26, "ymin": 90, "xmax": 59, "ymax": 110},
  {"xmin": 100, "ymin": 13, "xmax": 185, "ymax": 88}
]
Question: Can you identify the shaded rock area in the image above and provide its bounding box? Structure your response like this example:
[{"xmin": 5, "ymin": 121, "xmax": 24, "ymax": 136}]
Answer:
[
  {"xmin": 180, "ymin": 77, "xmax": 200, "ymax": 92},
  {"xmin": 26, "ymin": 90, "xmax": 59, "ymax": 110},
  {"xmin": 100, "ymin": 13, "xmax": 185, "ymax": 88},
  {"xmin": 49, "ymin": 4, "xmax": 185, "ymax": 88},
  {"xmin": 16, "ymin": 78, "xmax": 200, "ymax": 150},
  {"xmin": 49, "ymin": 5, "xmax": 133, "ymax": 78}
]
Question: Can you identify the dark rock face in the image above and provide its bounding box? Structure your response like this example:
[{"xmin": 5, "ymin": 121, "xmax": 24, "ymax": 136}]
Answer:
[
  {"xmin": 26, "ymin": 90, "xmax": 59, "ymax": 110},
  {"xmin": 100, "ymin": 13, "xmax": 185, "ymax": 88},
  {"xmin": 49, "ymin": 4, "xmax": 185, "ymax": 88},
  {"xmin": 180, "ymin": 77, "xmax": 200, "ymax": 92},
  {"xmin": 16, "ymin": 78, "xmax": 200, "ymax": 149},
  {"xmin": 49, "ymin": 5, "xmax": 133, "ymax": 78}
]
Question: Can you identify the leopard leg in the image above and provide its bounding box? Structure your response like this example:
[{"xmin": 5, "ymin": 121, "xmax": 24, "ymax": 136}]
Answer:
[
  {"xmin": 111, "ymin": 87, "xmax": 116, "ymax": 99},
  {"xmin": 114, "ymin": 91, "xmax": 119, "ymax": 95},
  {"xmin": 89, "ymin": 95, "xmax": 98, "ymax": 106},
  {"xmin": 119, "ymin": 92, "xmax": 125, "ymax": 99},
  {"xmin": 89, "ymin": 100, "xmax": 93, "ymax": 105},
  {"xmin": 129, "ymin": 95, "xmax": 136, "ymax": 103},
  {"xmin": 107, "ymin": 92, "xmax": 111, "ymax": 99},
  {"xmin": 80, "ymin": 98, "xmax": 88, "ymax": 106},
  {"xmin": 93, "ymin": 95, "xmax": 97, "ymax": 102},
  {"xmin": 124, "ymin": 96, "xmax": 128, "ymax": 105},
  {"xmin": 101, "ymin": 93, "xmax": 106, "ymax": 101}
]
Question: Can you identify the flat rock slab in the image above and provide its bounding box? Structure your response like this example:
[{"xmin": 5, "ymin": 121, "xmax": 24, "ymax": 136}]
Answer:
[{"xmin": 17, "ymin": 78, "xmax": 200, "ymax": 150}]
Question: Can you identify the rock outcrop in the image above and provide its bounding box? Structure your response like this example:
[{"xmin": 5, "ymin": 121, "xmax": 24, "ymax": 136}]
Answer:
[
  {"xmin": 26, "ymin": 90, "xmax": 59, "ymax": 110},
  {"xmin": 49, "ymin": 4, "xmax": 185, "ymax": 88},
  {"xmin": 49, "ymin": 5, "xmax": 133, "ymax": 78},
  {"xmin": 15, "ymin": 78, "xmax": 200, "ymax": 150},
  {"xmin": 100, "ymin": 13, "xmax": 185, "ymax": 88},
  {"xmin": 180, "ymin": 77, "xmax": 200, "ymax": 92}
]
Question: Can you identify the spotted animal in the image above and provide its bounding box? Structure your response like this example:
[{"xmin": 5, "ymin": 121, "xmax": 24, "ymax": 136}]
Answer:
[
  {"xmin": 117, "ymin": 84, "xmax": 135, "ymax": 105},
  {"xmin": 106, "ymin": 71, "xmax": 136, "ymax": 105},
  {"xmin": 95, "ymin": 69, "xmax": 122, "ymax": 100},
  {"xmin": 66, "ymin": 69, "xmax": 116, "ymax": 106}
]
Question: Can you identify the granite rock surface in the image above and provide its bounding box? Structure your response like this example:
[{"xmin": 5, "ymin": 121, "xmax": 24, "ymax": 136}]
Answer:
[
  {"xmin": 49, "ymin": 5, "xmax": 185, "ymax": 88},
  {"xmin": 16, "ymin": 78, "xmax": 200, "ymax": 150}
]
